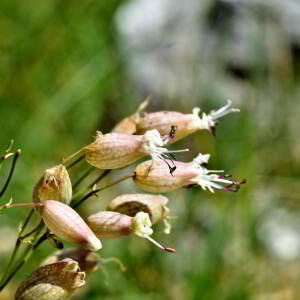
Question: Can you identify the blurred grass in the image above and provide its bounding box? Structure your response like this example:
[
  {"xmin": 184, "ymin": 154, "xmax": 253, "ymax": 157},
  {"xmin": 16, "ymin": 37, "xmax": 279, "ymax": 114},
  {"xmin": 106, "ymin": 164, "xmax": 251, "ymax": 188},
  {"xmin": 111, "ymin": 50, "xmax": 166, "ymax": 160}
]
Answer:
[{"xmin": 1, "ymin": 0, "xmax": 300, "ymax": 300}]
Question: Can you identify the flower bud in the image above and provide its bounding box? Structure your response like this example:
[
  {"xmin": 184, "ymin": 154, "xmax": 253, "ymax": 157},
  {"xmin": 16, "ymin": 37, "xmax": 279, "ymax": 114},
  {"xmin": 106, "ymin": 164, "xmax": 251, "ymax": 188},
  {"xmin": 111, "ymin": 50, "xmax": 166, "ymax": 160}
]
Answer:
[
  {"xmin": 112, "ymin": 98, "xmax": 149, "ymax": 134},
  {"xmin": 15, "ymin": 259, "xmax": 85, "ymax": 300},
  {"xmin": 84, "ymin": 130, "xmax": 188, "ymax": 170},
  {"xmin": 88, "ymin": 211, "xmax": 176, "ymax": 252},
  {"xmin": 107, "ymin": 193, "xmax": 172, "ymax": 234},
  {"xmin": 33, "ymin": 164, "xmax": 72, "ymax": 205},
  {"xmin": 134, "ymin": 153, "xmax": 245, "ymax": 193},
  {"xmin": 87, "ymin": 211, "xmax": 133, "ymax": 239},
  {"xmin": 41, "ymin": 200, "xmax": 102, "ymax": 251},
  {"xmin": 136, "ymin": 100, "xmax": 240, "ymax": 143},
  {"xmin": 42, "ymin": 248, "xmax": 99, "ymax": 273}
]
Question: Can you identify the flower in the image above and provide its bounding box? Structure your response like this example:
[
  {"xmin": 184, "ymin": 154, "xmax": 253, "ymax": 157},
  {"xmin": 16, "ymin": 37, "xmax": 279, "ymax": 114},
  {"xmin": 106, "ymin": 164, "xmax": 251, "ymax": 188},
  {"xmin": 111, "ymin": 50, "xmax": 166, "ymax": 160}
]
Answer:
[
  {"xmin": 87, "ymin": 211, "xmax": 176, "ymax": 252},
  {"xmin": 84, "ymin": 129, "xmax": 188, "ymax": 171},
  {"xmin": 40, "ymin": 200, "xmax": 102, "ymax": 251},
  {"xmin": 33, "ymin": 165, "xmax": 72, "ymax": 205},
  {"xmin": 132, "ymin": 212, "xmax": 176, "ymax": 252},
  {"xmin": 107, "ymin": 193, "xmax": 172, "ymax": 234},
  {"xmin": 112, "ymin": 98, "xmax": 149, "ymax": 134},
  {"xmin": 41, "ymin": 248, "xmax": 99, "ymax": 273},
  {"xmin": 15, "ymin": 259, "xmax": 85, "ymax": 300},
  {"xmin": 136, "ymin": 100, "xmax": 240, "ymax": 143},
  {"xmin": 133, "ymin": 153, "xmax": 245, "ymax": 193},
  {"xmin": 87, "ymin": 211, "xmax": 134, "ymax": 239}
]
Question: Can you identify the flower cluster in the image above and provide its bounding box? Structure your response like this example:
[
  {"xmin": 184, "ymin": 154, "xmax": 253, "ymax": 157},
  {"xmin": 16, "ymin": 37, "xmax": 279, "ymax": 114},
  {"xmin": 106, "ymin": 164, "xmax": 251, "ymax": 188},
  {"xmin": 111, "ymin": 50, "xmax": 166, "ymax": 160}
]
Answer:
[{"xmin": 1, "ymin": 100, "xmax": 244, "ymax": 299}]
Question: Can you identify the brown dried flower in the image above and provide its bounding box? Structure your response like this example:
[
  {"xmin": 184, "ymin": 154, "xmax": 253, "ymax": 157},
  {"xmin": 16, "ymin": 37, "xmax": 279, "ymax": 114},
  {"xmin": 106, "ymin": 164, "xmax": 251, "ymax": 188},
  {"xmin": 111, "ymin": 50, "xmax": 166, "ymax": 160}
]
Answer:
[
  {"xmin": 15, "ymin": 259, "xmax": 85, "ymax": 300},
  {"xmin": 33, "ymin": 164, "xmax": 72, "ymax": 205},
  {"xmin": 107, "ymin": 193, "xmax": 172, "ymax": 234},
  {"xmin": 41, "ymin": 248, "xmax": 99, "ymax": 273}
]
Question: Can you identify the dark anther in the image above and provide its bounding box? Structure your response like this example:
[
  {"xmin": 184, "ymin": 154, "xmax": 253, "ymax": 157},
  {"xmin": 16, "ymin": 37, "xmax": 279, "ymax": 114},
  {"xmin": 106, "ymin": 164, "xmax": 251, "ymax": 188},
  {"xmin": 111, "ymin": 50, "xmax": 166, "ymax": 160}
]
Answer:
[
  {"xmin": 224, "ymin": 185, "xmax": 239, "ymax": 192},
  {"xmin": 162, "ymin": 158, "xmax": 176, "ymax": 175},
  {"xmin": 161, "ymin": 153, "xmax": 177, "ymax": 175}
]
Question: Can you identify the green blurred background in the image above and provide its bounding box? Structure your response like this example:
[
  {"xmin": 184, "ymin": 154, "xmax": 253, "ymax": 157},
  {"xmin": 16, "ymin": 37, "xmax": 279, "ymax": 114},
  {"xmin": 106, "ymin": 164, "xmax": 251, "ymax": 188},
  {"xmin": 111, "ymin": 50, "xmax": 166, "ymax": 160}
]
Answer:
[{"xmin": 0, "ymin": 0, "xmax": 300, "ymax": 299}]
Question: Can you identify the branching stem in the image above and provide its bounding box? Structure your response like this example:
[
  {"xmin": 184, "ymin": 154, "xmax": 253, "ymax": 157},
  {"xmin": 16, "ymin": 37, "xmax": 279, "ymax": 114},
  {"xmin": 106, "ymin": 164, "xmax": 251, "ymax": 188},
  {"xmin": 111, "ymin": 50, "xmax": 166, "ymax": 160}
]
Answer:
[
  {"xmin": 0, "ymin": 150, "xmax": 21, "ymax": 198},
  {"xmin": 72, "ymin": 173, "xmax": 133, "ymax": 209}
]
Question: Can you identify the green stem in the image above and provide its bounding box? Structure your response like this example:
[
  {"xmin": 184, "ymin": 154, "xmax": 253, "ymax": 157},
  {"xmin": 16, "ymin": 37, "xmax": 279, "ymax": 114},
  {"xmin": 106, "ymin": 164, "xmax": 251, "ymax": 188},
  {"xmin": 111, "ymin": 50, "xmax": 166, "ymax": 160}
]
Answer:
[
  {"xmin": 72, "ymin": 167, "xmax": 95, "ymax": 191},
  {"xmin": 0, "ymin": 150, "xmax": 21, "ymax": 198},
  {"xmin": 88, "ymin": 169, "xmax": 111, "ymax": 189},
  {"xmin": 0, "ymin": 222, "xmax": 45, "ymax": 291},
  {"xmin": 20, "ymin": 220, "xmax": 44, "ymax": 240},
  {"xmin": 0, "ymin": 209, "xmax": 35, "ymax": 285},
  {"xmin": 0, "ymin": 202, "xmax": 43, "ymax": 210},
  {"xmin": 72, "ymin": 173, "xmax": 133, "ymax": 209},
  {"xmin": 63, "ymin": 147, "xmax": 85, "ymax": 169},
  {"xmin": 66, "ymin": 155, "xmax": 84, "ymax": 170}
]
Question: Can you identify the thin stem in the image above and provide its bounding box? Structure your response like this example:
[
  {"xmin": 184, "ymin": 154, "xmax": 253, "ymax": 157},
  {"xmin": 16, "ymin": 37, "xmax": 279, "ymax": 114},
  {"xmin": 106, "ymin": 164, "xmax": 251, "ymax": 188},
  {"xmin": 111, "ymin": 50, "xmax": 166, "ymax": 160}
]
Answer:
[
  {"xmin": 33, "ymin": 230, "xmax": 49, "ymax": 250},
  {"xmin": 20, "ymin": 220, "xmax": 44, "ymax": 240},
  {"xmin": 0, "ymin": 202, "xmax": 43, "ymax": 210},
  {"xmin": 88, "ymin": 169, "xmax": 111, "ymax": 189},
  {"xmin": 72, "ymin": 189, "xmax": 100, "ymax": 209},
  {"xmin": 72, "ymin": 169, "xmax": 111, "ymax": 201},
  {"xmin": 0, "ymin": 140, "xmax": 14, "ymax": 162},
  {"xmin": 144, "ymin": 235, "xmax": 176, "ymax": 253},
  {"xmin": 0, "ymin": 150, "xmax": 21, "ymax": 198},
  {"xmin": 72, "ymin": 167, "xmax": 95, "ymax": 191},
  {"xmin": 100, "ymin": 257, "xmax": 127, "ymax": 272},
  {"xmin": 20, "ymin": 209, "xmax": 35, "ymax": 236},
  {"xmin": 0, "ymin": 223, "xmax": 45, "ymax": 291},
  {"xmin": 66, "ymin": 155, "xmax": 84, "ymax": 170},
  {"xmin": 0, "ymin": 209, "xmax": 35, "ymax": 285},
  {"xmin": 63, "ymin": 147, "xmax": 85, "ymax": 169},
  {"xmin": 72, "ymin": 173, "xmax": 133, "ymax": 209}
]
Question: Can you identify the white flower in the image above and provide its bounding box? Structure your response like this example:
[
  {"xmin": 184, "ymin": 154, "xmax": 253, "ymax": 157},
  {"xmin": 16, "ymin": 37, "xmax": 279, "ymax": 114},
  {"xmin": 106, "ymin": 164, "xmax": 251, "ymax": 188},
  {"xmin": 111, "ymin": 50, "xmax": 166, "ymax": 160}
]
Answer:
[
  {"xmin": 132, "ymin": 212, "xmax": 176, "ymax": 253},
  {"xmin": 141, "ymin": 129, "xmax": 188, "ymax": 173},
  {"xmin": 190, "ymin": 153, "xmax": 245, "ymax": 193},
  {"xmin": 132, "ymin": 211, "xmax": 153, "ymax": 238},
  {"xmin": 192, "ymin": 100, "xmax": 240, "ymax": 134}
]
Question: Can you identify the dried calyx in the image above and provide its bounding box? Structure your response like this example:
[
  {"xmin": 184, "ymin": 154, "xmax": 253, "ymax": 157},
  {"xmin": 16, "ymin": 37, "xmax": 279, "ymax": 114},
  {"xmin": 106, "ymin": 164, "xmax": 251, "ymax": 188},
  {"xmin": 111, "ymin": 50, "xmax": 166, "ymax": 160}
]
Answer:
[
  {"xmin": 41, "ymin": 248, "xmax": 99, "ymax": 273},
  {"xmin": 107, "ymin": 193, "xmax": 172, "ymax": 234},
  {"xmin": 33, "ymin": 164, "xmax": 72, "ymax": 205},
  {"xmin": 15, "ymin": 259, "xmax": 85, "ymax": 300}
]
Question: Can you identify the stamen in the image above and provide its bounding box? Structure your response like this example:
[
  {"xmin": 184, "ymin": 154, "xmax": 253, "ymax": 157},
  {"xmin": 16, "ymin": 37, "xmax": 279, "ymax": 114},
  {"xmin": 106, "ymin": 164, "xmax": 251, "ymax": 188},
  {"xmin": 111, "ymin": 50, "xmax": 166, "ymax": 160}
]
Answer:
[
  {"xmin": 144, "ymin": 235, "xmax": 176, "ymax": 253},
  {"xmin": 132, "ymin": 212, "xmax": 176, "ymax": 253},
  {"xmin": 142, "ymin": 129, "xmax": 188, "ymax": 175},
  {"xmin": 195, "ymin": 100, "xmax": 240, "ymax": 133},
  {"xmin": 163, "ymin": 219, "xmax": 171, "ymax": 235},
  {"xmin": 210, "ymin": 100, "xmax": 240, "ymax": 120},
  {"xmin": 189, "ymin": 157, "xmax": 245, "ymax": 193},
  {"xmin": 192, "ymin": 153, "xmax": 210, "ymax": 166},
  {"xmin": 160, "ymin": 153, "xmax": 177, "ymax": 175}
]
